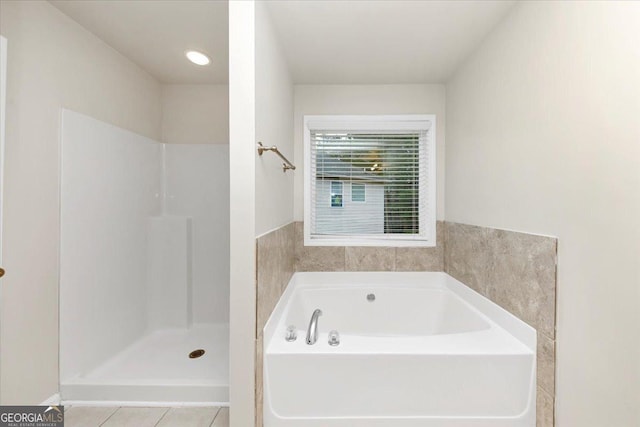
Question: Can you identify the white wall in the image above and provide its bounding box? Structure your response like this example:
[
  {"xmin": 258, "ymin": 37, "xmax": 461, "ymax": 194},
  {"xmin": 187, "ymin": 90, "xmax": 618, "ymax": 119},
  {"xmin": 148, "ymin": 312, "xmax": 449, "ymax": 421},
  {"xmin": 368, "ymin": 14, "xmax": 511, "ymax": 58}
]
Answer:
[
  {"xmin": 228, "ymin": 0, "xmax": 294, "ymax": 422},
  {"xmin": 164, "ymin": 144, "xmax": 230, "ymax": 324},
  {"xmin": 0, "ymin": 0, "xmax": 161, "ymax": 404},
  {"xmin": 0, "ymin": 35, "xmax": 6, "ymax": 406},
  {"xmin": 445, "ymin": 2, "xmax": 640, "ymax": 426},
  {"xmin": 293, "ymin": 85, "xmax": 446, "ymax": 222},
  {"xmin": 60, "ymin": 110, "xmax": 162, "ymax": 382},
  {"xmin": 229, "ymin": 1, "xmax": 257, "ymax": 425},
  {"xmin": 161, "ymin": 84, "xmax": 229, "ymax": 145},
  {"xmin": 255, "ymin": 1, "xmax": 294, "ymax": 236}
]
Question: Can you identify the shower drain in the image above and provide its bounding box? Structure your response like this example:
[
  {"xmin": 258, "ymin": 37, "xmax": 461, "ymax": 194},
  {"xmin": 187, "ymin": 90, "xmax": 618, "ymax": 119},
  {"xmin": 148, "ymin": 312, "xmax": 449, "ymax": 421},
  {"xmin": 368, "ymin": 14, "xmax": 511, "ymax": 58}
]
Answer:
[{"xmin": 189, "ymin": 349, "xmax": 205, "ymax": 359}]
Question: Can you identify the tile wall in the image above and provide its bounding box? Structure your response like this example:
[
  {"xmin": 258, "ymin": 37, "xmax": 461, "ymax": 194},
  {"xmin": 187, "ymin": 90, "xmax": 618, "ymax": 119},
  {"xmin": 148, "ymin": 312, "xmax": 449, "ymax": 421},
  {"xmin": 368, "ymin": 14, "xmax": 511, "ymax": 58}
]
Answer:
[
  {"xmin": 295, "ymin": 221, "xmax": 445, "ymax": 272},
  {"xmin": 254, "ymin": 223, "xmax": 296, "ymax": 427}
]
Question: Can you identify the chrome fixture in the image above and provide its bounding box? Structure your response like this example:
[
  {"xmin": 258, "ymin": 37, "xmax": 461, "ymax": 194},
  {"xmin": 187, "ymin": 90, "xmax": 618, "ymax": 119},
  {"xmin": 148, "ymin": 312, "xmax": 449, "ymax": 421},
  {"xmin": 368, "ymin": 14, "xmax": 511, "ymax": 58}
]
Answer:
[
  {"xmin": 257, "ymin": 142, "xmax": 296, "ymax": 172},
  {"xmin": 306, "ymin": 309, "xmax": 323, "ymax": 345},
  {"xmin": 285, "ymin": 325, "xmax": 297, "ymax": 342},
  {"xmin": 328, "ymin": 330, "xmax": 340, "ymax": 346}
]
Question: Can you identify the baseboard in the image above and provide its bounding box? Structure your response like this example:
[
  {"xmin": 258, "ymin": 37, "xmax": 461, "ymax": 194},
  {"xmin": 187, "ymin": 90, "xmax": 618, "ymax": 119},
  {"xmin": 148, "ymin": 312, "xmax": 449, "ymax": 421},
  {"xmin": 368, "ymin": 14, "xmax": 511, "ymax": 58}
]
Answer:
[{"xmin": 60, "ymin": 400, "xmax": 229, "ymax": 408}]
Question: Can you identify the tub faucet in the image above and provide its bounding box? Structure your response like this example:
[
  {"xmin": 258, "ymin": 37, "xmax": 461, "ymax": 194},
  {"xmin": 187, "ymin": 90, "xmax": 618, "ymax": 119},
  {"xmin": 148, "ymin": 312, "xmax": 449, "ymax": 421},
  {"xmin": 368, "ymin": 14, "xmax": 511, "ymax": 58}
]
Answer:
[{"xmin": 306, "ymin": 309, "xmax": 323, "ymax": 345}]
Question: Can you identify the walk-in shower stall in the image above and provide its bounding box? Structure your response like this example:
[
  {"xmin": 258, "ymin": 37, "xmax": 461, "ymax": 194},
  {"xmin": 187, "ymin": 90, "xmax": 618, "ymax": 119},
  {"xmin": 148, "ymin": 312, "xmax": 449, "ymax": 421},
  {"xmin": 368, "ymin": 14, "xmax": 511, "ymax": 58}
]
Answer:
[{"xmin": 59, "ymin": 110, "xmax": 229, "ymax": 404}]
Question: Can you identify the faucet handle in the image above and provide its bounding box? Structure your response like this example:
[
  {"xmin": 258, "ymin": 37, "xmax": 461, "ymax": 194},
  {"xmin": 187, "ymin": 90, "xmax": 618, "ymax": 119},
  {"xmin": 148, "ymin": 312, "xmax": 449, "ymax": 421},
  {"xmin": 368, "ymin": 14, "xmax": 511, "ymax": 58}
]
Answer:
[
  {"xmin": 285, "ymin": 325, "xmax": 297, "ymax": 342},
  {"xmin": 328, "ymin": 330, "xmax": 340, "ymax": 346}
]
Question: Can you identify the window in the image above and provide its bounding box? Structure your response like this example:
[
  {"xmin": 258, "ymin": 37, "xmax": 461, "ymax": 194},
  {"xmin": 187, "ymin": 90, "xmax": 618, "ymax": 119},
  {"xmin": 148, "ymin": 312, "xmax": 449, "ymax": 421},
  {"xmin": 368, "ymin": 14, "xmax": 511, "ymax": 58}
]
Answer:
[
  {"xmin": 304, "ymin": 115, "xmax": 436, "ymax": 247},
  {"xmin": 330, "ymin": 181, "xmax": 343, "ymax": 207},
  {"xmin": 351, "ymin": 183, "xmax": 365, "ymax": 202}
]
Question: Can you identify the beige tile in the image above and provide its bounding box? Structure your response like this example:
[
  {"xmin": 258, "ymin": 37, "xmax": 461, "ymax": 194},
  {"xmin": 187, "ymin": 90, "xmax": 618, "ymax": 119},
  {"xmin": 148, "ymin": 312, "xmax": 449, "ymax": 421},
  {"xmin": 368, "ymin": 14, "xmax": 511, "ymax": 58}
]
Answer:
[
  {"xmin": 255, "ymin": 223, "xmax": 294, "ymax": 425},
  {"xmin": 396, "ymin": 221, "xmax": 444, "ymax": 271},
  {"xmin": 294, "ymin": 222, "xmax": 345, "ymax": 271},
  {"xmin": 345, "ymin": 247, "xmax": 395, "ymax": 271},
  {"xmin": 101, "ymin": 407, "xmax": 168, "ymax": 427},
  {"xmin": 537, "ymin": 387, "xmax": 555, "ymax": 427},
  {"xmin": 537, "ymin": 334, "xmax": 555, "ymax": 396},
  {"xmin": 64, "ymin": 406, "xmax": 118, "ymax": 427},
  {"xmin": 155, "ymin": 407, "xmax": 219, "ymax": 427},
  {"xmin": 484, "ymin": 228, "xmax": 557, "ymax": 339},
  {"xmin": 296, "ymin": 245, "xmax": 345, "ymax": 271},
  {"xmin": 443, "ymin": 222, "xmax": 492, "ymax": 294},
  {"xmin": 256, "ymin": 223, "xmax": 295, "ymax": 336},
  {"xmin": 444, "ymin": 222, "xmax": 557, "ymax": 339},
  {"xmin": 256, "ymin": 232, "xmax": 279, "ymax": 335},
  {"xmin": 279, "ymin": 223, "xmax": 295, "ymax": 294},
  {"xmin": 211, "ymin": 407, "xmax": 229, "ymax": 427}
]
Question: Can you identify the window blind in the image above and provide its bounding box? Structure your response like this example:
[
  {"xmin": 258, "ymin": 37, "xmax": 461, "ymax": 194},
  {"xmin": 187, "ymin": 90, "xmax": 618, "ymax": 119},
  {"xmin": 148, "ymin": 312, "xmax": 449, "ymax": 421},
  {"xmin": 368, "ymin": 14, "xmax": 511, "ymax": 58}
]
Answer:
[{"xmin": 309, "ymin": 130, "xmax": 429, "ymax": 240}]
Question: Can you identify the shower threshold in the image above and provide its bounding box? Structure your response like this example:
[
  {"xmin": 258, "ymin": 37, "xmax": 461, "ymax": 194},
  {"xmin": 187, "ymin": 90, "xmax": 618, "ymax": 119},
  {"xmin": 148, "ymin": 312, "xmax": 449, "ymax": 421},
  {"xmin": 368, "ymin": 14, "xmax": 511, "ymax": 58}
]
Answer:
[{"xmin": 61, "ymin": 323, "xmax": 229, "ymax": 405}]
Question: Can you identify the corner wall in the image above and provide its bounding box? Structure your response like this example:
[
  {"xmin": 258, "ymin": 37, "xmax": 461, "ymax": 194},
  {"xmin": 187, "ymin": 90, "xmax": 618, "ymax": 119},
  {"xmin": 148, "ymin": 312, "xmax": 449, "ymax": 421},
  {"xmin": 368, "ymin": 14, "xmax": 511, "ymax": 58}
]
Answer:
[
  {"xmin": 163, "ymin": 144, "xmax": 230, "ymax": 324},
  {"xmin": 445, "ymin": 2, "xmax": 640, "ymax": 426},
  {"xmin": 253, "ymin": 2, "xmax": 296, "ymax": 426},
  {"xmin": 0, "ymin": 0, "xmax": 161, "ymax": 404},
  {"xmin": 161, "ymin": 84, "xmax": 229, "ymax": 145},
  {"xmin": 255, "ymin": 1, "xmax": 294, "ymax": 237},
  {"xmin": 160, "ymin": 82, "xmax": 230, "ymax": 325}
]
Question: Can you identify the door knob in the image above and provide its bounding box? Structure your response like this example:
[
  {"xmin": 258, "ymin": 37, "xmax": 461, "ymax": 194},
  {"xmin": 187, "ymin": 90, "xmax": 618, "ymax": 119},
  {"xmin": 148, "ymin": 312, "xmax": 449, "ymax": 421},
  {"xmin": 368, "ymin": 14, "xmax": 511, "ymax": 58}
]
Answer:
[{"xmin": 0, "ymin": 267, "xmax": 5, "ymax": 278}]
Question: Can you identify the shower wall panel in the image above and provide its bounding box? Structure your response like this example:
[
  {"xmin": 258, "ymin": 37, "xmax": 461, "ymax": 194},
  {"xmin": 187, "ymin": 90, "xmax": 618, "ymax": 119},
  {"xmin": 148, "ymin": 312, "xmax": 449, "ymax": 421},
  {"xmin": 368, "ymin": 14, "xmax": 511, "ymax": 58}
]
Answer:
[
  {"xmin": 164, "ymin": 144, "xmax": 230, "ymax": 323},
  {"xmin": 147, "ymin": 215, "xmax": 192, "ymax": 329},
  {"xmin": 60, "ymin": 110, "xmax": 162, "ymax": 381}
]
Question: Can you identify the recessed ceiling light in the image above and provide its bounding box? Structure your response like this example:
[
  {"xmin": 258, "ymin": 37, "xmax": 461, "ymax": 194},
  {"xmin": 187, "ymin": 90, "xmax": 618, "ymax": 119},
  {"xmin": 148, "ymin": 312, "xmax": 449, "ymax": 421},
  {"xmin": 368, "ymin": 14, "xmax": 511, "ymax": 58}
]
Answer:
[{"xmin": 185, "ymin": 50, "xmax": 210, "ymax": 66}]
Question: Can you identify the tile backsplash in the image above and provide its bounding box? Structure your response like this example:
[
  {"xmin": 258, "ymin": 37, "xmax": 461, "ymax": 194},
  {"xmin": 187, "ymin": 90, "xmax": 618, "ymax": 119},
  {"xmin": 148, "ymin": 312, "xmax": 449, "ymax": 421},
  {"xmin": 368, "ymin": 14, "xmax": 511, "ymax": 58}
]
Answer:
[
  {"xmin": 255, "ymin": 222, "xmax": 295, "ymax": 427},
  {"xmin": 294, "ymin": 221, "xmax": 445, "ymax": 272},
  {"xmin": 444, "ymin": 222, "xmax": 557, "ymax": 339},
  {"xmin": 256, "ymin": 223, "xmax": 295, "ymax": 336}
]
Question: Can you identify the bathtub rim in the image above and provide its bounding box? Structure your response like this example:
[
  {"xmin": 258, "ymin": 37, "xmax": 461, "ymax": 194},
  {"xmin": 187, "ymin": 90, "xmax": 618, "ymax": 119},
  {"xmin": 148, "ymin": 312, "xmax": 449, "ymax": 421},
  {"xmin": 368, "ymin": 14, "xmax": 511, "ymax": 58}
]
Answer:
[{"xmin": 263, "ymin": 271, "xmax": 536, "ymax": 353}]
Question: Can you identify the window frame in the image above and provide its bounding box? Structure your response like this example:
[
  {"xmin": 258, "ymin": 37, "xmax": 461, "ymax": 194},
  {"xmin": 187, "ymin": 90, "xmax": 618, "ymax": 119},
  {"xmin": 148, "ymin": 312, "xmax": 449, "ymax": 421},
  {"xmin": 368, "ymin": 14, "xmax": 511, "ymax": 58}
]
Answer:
[{"xmin": 304, "ymin": 114, "xmax": 436, "ymax": 247}]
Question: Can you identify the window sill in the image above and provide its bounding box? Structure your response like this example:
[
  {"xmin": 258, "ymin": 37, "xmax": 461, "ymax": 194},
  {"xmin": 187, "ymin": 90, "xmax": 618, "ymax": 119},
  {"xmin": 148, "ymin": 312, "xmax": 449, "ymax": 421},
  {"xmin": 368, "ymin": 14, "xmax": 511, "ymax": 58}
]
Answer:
[{"xmin": 304, "ymin": 236, "xmax": 436, "ymax": 248}]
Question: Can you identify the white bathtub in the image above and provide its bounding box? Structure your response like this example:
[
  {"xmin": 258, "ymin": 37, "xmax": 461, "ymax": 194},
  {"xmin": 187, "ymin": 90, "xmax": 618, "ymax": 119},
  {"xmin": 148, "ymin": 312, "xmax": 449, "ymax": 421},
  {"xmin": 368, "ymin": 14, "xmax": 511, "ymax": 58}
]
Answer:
[{"xmin": 263, "ymin": 272, "xmax": 536, "ymax": 427}]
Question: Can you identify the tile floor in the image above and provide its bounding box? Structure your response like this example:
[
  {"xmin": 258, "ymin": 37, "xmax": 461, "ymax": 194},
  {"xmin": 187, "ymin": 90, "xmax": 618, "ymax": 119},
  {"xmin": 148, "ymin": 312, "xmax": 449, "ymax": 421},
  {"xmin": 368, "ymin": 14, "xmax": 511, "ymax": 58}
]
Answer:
[{"xmin": 64, "ymin": 406, "xmax": 228, "ymax": 427}]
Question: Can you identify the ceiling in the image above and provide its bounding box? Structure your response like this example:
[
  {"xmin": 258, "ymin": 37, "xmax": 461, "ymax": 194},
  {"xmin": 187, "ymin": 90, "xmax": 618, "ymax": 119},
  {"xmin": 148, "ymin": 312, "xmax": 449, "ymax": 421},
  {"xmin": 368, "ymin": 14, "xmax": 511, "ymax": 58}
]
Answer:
[
  {"xmin": 49, "ymin": 0, "xmax": 514, "ymax": 86},
  {"xmin": 50, "ymin": 0, "xmax": 229, "ymax": 84},
  {"xmin": 266, "ymin": 0, "xmax": 515, "ymax": 84}
]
